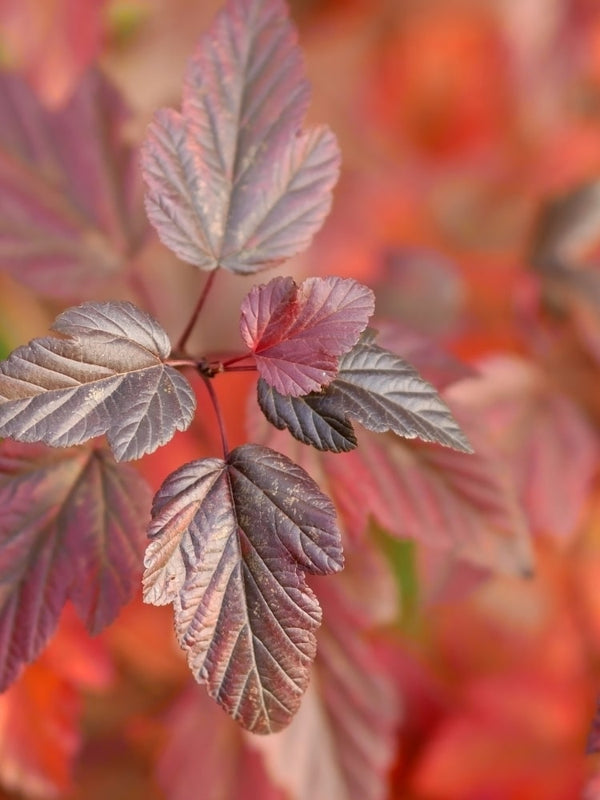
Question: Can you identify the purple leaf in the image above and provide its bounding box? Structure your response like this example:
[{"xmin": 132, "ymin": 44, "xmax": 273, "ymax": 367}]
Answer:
[
  {"xmin": 143, "ymin": 443, "xmax": 343, "ymax": 733},
  {"xmin": 0, "ymin": 70, "xmax": 145, "ymax": 298},
  {"xmin": 141, "ymin": 0, "xmax": 340, "ymax": 273},
  {"xmin": 257, "ymin": 377, "xmax": 357, "ymax": 452},
  {"xmin": 0, "ymin": 441, "xmax": 150, "ymax": 690},
  {"xmin": 0, "ymin": 300, "xmax": 196, "ymax": 462},
  {"xmin": 256, "ymin": 338, "xmax": 471, "ymax": 453},
  {"xmin": 240, "ymin": 276, "xmax": 375, "ymax": 396}
]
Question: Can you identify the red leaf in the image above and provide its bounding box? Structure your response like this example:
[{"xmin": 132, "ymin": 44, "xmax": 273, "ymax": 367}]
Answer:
[
  {"xmin": 143, "ymin": 443, "xmax": 343, "ymax": 733},
  {"xmin": 141, "ymin": 0, "xmax": 340, "ymax": 274},
  {"xmin": 0, "ymin": 441, "xmax": 150, "ymax": 690},
  {"xmin": 0, "ymin": 606, "xmax": 112, "ymax": 797},
  {"xmin": 240, "ymin": 276, "xmax": 374, "ymax": 396},
  {"xmin": 327, "ymin": 429, "xmax": 533, "ymax": 577},
  {"xmin": 0, "ymin": 69, "xmax": 145, "ymax": 298}
]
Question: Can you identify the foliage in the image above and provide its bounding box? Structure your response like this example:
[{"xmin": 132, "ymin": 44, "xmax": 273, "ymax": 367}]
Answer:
[{"xmin": 1, "ymin": 0, "xmax": 600, "ymax": 798}]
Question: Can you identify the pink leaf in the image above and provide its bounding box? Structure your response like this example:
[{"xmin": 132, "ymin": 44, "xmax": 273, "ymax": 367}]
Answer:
[
  {"xmin": 141, "ymin": 0, "xmax": 340, "ymax": 273},
  {"xmin": 0, "ymin": 441, "xmax": 150, "ymax": 690},
  {"xmin": 0, "ymin": 70, "xmax": 145, "ymax": 298},
  {"xmin": 240, "ymin": 276, "xmax": 375, "ymax": 396},
  {"xmin": 449, "ymin": 356, "xmax": 599, "ymax": 540},
  {"xmin": 158, "ymin": 684, "xmax": 285, "ymax": 800}
]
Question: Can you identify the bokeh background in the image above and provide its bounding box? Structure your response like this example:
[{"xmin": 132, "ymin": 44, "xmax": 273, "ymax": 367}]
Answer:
[{"xmin": 2, "ymin": 1, "xmax": 600, "ymax": 798}]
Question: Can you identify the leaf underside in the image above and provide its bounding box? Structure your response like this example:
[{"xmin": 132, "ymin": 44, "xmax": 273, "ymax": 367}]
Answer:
[
  {"xmin": 0, "ymin": 441, "xmax": 151, "ymax": 691},
  {"xmin": 143, "ymin": 443, "xmax": 343, "ymax": 733},
  {"xmin": 0, "ymin": 70, "xmax": 145, "ymax": 298},
  {"xmin": 240, "ymin": 276, "xmax": 375, "ymax": 396},
  {"xmin": 141, "ymin": 0, "xmax": 340, "ymax": 273},
  {"xmin": 0, "ymin": 301, "xmax": 196, "ymax": 461},
  {"xmin": 257, "ymin": 340, "xmax": 472, "ymax": 453}
]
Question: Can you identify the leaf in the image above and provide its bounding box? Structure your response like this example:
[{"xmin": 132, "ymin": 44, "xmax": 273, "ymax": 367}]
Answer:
[
  {"xmin": 0, "ymin": 441, "xmax": 150, "ymax": 691},
  {"xmin": 257, "ymin": 377, "xmax": 357, "ymax": 452},
  {"xmin": 0, "ymin": 69, "xmax": 146, "ymax": 298},
  {"xmin": 327, "ymin": 430, "xmax": 533, "ymax": 577},
  {"xmin": 143, "ymin": 443, "xmax": 343, "ymax": 733},
  {"xmin": 240, "ymin": 276, "xmax": 375, "ymax": 396},
  {"xmin": 257, "ymin": 338, "xmax": 472, "ymax": 452},
  {"xmin": 587, "ymin": 698, "xmax": 600, "ymax": 754},
  {"xmin": 531, "ymin": 180, "xmax": 600, "ymax": 277},
  {"xmin": 0, "ymin": 0, "xmax": 109, "ymax": 107},
  {"xmin": 0, "ymin": 607, "xmax": 113, "ymax": 798},
  {"xmin": 372, "ymin": 319, "xmax": 476, "ymax": 390},
  {"xmin": 158, "ymin": 683, "xmax": 285, "ymax": 800},
  {"xmin": 248, "ymin": 403, "xmax": 533, "ymax": 577},
  {"xmin": 250, "ymin": 561, "xmax": 400, "ymax": 800},
  {"xmin": 0, "ymin": 301, "xmax": 196, "ymax": 461},
  {"xmin": 448, "ymin": 356, "xmax": 599, "ymax": 540},
  {"xmin": 141, "ymin": 0, "xmax": 340, "ymax": 273}
]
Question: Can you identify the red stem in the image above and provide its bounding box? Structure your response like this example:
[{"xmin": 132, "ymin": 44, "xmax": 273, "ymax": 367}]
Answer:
[
  {"xmin": 176, "ymin": 270, "xmax": 218, "ymax": 353},
  {"xmin": 201, "ymin": 376, "xmax": 229, "ymax": 457},
  {"xmin": 221, "ymin": 364, "xmax": 257, "ymax": 373},
  {"xmin": 221, "ymin": 352, "xmax": 253, "ymax": 368}
]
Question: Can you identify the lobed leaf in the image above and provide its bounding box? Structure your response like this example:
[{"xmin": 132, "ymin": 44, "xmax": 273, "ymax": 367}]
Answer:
[
  {"xmin": 257, "ymin": 339, "xmax": 472, "ymax": 452},
  {"xmin": 0, "ymin": 441, "xmax": 150, "ymax": 691},
  {"xmin": 143, "ymin": 443, "xmax": 343, "ymax": 733},
  {"xmin": 141, "ymin": 0, "xmax": 340, "ymax": 273},
  {"xmin": 0, "ymin": 301, "xmax": 196, "ymax": 461},
  {"xmin": 0, "ymin": 70, "xmax": 145, "ymax": 298},
  {"xmin": 240, "ymin": 276, "xmax": 375, "ymax": 396}
]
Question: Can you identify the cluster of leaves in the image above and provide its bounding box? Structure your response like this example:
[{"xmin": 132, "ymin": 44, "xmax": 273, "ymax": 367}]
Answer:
[
  {"xmin": 0, "ymin": 0, "xmax": 476, "ymax": 739},
  {"xmin": 8, "ymin": 0, "xmax": 600, "ymax": 797}
]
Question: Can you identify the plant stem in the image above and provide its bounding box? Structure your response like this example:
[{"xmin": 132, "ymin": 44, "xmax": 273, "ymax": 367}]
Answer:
[
  {"xmin": 221, "ymin": 353, "xmax": 253, "ymax": 368},
  {"xmin": 176, "ymin": 270, "xmax": 218, "ymax": 353},
  {"xmin": 221, "ymin": 364, "xmax": 257, "ymax": 373},
  {"xmin": 201, "ymin": 376, "xmax": 229, "ymax": 457}
]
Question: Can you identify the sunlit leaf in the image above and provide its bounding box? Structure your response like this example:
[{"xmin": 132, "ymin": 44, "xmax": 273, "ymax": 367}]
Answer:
[
  {"xmin": 143, "ymin": 443, "xmax": 343, "ymax": 733},
  {"xmin": 240, "ymin": 276, "xmax": 374, "ymax": 396},
  {"xmin": 258, "ymin": 339, "xmax": 472, "ymax": 452},
  {"xmin": 0, "ymin": 301, "xmax": 196, "ymax": 461},
  {"xmin": 141, "ymin": 0, "xmax": 340, "ymax": 273},
  {"xmin": 0, "ymin": 441, "xmax": 150, "ymax": 691},
  {"xmin": 0, "ymin": 69, "xmax": 145, "ymax": 298}
]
